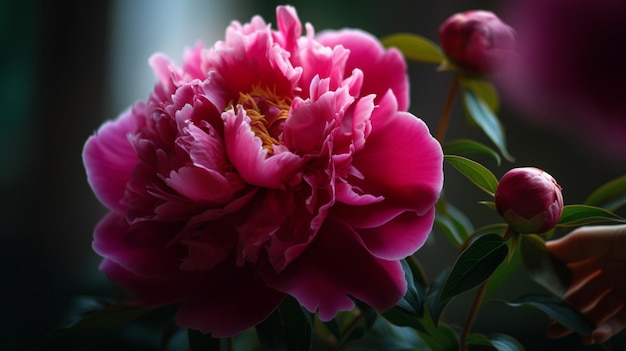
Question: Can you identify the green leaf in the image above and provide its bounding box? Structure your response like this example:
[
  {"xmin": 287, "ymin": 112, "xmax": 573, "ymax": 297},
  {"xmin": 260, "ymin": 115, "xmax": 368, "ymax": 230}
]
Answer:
[
  {"xmin": 380, "ymin": 33, "xmax": 444, "ymax": 64},
  {"xmin": 520, "ymin": 234, "xmax": 571, "ymax": 297},
  {"xmin": 443, "ymin": 139, "xmax": 501, "ymax": 166},
  {"xmin": 504, "ymin": 294, "xmax": 594, "ymax": 336},
  {"xmin": 429, "ymin": 234, "xmax": 507, "ymax": 322},
  {"xmin": 381, "ymin": 306, "xmax": 427, "ymax": 333},
  {"xmin": 463, "ymin": 90, "xmax": 514, "ymax": 162},
  {"xmin": 444, "ymin": 155, "xmax": 499, "ymax": 196},
  {"xmin": 585, "ymin": 175, "xmax": 626, "ymax": 211},
  {"xmin": 255, "ymin": 296, "xmax": 312, "ymax": 351},
  {"xmin": 435, "ymin": 197, "xmax": 474, "ymax": 248},
  {"xmin": 396, "ymin": 258, "xmax": 427, "ymax": 316},
  {"xmin": 460, "ymin": 78, "xmax": 501, "ymax": 112},
  {"xmin": 467, "ymin": 333, "xmax": 526, "ymax": 351},
  {"xmin": 557, "ymin": 204, "xmax": 626, "ymax": 227},
  {"xmin": 187, "ymin": 329, "xmax": 221, "ymax": 351}
]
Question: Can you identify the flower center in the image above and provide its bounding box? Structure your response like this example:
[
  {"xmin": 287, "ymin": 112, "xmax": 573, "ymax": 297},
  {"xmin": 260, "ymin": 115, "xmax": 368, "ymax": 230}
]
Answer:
[{"xmin": 235, "ymin": 85, "xmax": 291, "ymax": 155}]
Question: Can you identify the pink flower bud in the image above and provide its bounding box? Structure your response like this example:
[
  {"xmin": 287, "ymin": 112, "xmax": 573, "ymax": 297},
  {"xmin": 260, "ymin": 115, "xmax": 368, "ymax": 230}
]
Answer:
[
  {"xmin": 495, "ymin": 167, "xmax": 563, "ymax": 234},
  {"xmin": 439, "ymin": 10, "xmax": 516, "ymax": 76}
]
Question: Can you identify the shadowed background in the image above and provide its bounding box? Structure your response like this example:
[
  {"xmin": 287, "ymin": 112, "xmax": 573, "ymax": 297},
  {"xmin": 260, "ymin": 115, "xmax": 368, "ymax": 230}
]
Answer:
[{"xmin": 1, "ymin": 0, "xmax": 625, "ymax": 350}]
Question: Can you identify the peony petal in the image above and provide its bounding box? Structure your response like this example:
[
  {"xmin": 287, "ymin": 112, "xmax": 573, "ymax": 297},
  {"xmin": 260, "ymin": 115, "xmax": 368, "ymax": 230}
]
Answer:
[
  {"xmin": 316, "ymin": 30, "xmax": 409, "ymax": 110},
  {"xmin": 223, "ymin": 108, "xmax": 304, "ymax": 188},
  {"xmin": 352, "ymin": 91, "xmax": 443, "ymax": 213},
  {"xmin": 176, "ymin": 262, "xmax": 285, "ymax": 337},
  {"xmin": 266, "ymin": 219, "xmax": 406, "ymax": 320},
  {"xmin": 165, "ymin": 166, "xmax": 231, "ymax": 204},
  {"xmin": 93, "ymin": 213, "xmax": 185, "ymax": 277},
  {"xmin": 99, "ymin": 259, "xmax": 188, "ymax": 306},
  {"xmin": 283, "ymin": 88, "xmax": 353, "ymax": 155},
  {"xmin": 357, "ymin": 208, "xmax": 436, "ymax": 260},
  {"xmin": 83, "ymin": 104, "xmax": 143, "ymax": 213}
]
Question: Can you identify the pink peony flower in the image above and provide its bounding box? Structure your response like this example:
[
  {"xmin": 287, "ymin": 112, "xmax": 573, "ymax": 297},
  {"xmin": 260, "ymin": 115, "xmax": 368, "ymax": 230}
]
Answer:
[
  {"xmin": 495, "ymin": 167, "xmax": 563, "ymax": 234},
  {"xmin": 439, "ymin": 10, "xmax": 516, "ymax": 76},
  {"xmin": 83, "ymin": 5, "xmax": 443, "ymax": 337}
]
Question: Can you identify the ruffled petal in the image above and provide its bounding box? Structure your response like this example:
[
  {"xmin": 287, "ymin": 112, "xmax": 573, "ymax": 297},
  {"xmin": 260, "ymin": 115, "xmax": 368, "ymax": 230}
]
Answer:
[
  {"xmin": 357, "ymin": 208, "xmax": 436, "ymax": 260},
  {"xmin": 83, "ymin": 104, "xmax": 143, "ymax": 213},
  {"xmin": 266, "ymin": 219, "xmax": 406, "ymax": 320},
  {"xmin": 93, "ymin": 213, "xmax": 185, "ymax": 277},
  {"xmin": 176, "ymin": 262, "xmax": 285, "ymax": 337},
  {"xmin": 352, "ymin": 92, "xmax": 443, "ymax": 214},
  {"xmin": 316, "ymin": 30, "xmax": 409, "ymax": 110},
  {"xmin": 223, "ymin": 108, "xmax": 304, "ymax": 188},
  {"xmin": 99, "ymin": 259, "xmax": 188, "ymax": 306}
]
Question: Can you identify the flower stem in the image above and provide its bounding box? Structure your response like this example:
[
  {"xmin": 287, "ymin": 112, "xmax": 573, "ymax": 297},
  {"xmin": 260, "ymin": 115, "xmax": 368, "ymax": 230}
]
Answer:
[
  {"xmin": 460, "ymin": 280, "xmax": 488, "ymax": 350},
  {"xmin": 435, "ymin": 75, "xmax": 460, "ymax": 143}
]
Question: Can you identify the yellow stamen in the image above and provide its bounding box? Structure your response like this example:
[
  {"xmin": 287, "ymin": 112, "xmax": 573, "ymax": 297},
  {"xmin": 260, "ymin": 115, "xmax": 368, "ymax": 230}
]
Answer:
[{"xmin": 231, "ymin": 85, "xmax": 292, "ymax": 155}]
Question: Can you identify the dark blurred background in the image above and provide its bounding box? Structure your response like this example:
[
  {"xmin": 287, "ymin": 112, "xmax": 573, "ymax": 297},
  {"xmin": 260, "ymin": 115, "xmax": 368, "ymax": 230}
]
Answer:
[{"xmin": 2, "ymin": 0, "xmax": 625, "ymax": 350}]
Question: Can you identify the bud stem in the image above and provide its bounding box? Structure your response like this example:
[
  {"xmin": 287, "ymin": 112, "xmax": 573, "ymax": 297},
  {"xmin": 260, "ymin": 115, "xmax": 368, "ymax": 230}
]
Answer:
[
  {"xmin": 435, "ymin": 75, "xmax": 460, "ymax": 142},
  {"xmin": 460, "ymin": 280, "xmax": 489, "ymax": 350}
]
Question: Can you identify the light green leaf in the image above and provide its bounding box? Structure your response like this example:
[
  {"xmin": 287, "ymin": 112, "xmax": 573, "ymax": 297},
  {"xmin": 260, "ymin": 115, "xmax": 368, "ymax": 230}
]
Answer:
[
  {"xmin": 443, "ymin": 139, "xmax": 501, "ymax": 166},
  {"xmin": 504, "ymin": 294, "xmax": 594, "ymax": 336},
  {"xmin": 584, "ymin": 175, "xmax": 626, "ymax": 211},
  {"xmin": 444, "ymin": 155, "xmax": 499, "ymax": 196},
  {"xmin": 429, "ymin": 234, "xmax": 507, "ymax": 322},
  {"xmin": 460, "ymin": 78, "xmax": 500, "ymax": 112},
  {"xmin": 380, "ymin": 33, "xmax": 444, "ymax": 64},
  {"xmin": 520, "ymin": 234, "xmax": 571, "ymax": 297},
  {"xmin": 255, "ymin": 296, "xmax": 312, "ymax": 351},
  {"xmin": 557, "ymin": 204, "xmax": 626, "ymax": 227},
  {"xmin": 463, "ymin": 90, "xmax": 514, "ymax": 162}
]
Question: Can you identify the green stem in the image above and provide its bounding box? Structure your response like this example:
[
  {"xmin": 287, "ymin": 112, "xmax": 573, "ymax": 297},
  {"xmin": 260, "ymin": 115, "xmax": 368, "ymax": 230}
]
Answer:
[
  {"xmin": 435, "ymin": 75, "xmax": 460, "ymax": 143},
  {"xmin": 460, "ymin": 280, "xmax": 489, "ymax": 350}
]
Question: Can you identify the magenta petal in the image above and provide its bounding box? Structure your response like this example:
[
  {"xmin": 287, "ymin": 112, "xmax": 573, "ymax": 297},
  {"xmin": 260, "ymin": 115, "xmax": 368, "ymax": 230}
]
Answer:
[
  {"xmin": 353, "ymin": 92, "xmax": 443, "ymax": 212},
  {"xmin": 99, "ymin": 259, "xmax": 187, "ymax": 306},
  {"xmin": 357, "ymin": 209, "xmax": 436, "ymax": 260},
  {"xmin": 223, "ymin": 108, "xmax": 304, "ymax": 188},
  {"xmin": 83, "ymin": 105, "xmax": 142, "ymax": 213},
  {"xmin": 267, "ymin": 219, "xmax": 406, "ymax": 320},
  {"xmin": 176, "ymin": 264, "xmax": 285, "ymax": 337},
  {"xmin": 93, "ymin": 213, "xmax": 185, "ymax": 277},
  {"xmin": 316, "ymin": 30, "xmax": 409, "ymax": 111}
]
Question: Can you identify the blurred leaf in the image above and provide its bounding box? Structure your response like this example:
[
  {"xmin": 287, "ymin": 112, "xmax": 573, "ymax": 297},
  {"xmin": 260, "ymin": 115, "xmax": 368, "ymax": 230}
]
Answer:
[
  {"xmin": 381, "ymin": 33, "xmax": 444, "ymax": 64},
  {"xmin": 429, "ymin": 234, "xmax": 507, "ymax": 322},
  {"xmin": 354, "ymin": 299, "xmax": 378, "ymax": 329},
  {"xmin": 585, "ymin": 175, "xmax": 626, "ymax": 211},
  {"xmin": 557, "ymin": 204, "xmax": 626, "ymax": 227},
  {"xmin": 35, "ymin": 302, "xmax": 153, "ymax": 350},
  {"xmin": 435, "ymin": 197, "xmax": 474, "ymax": 248},
  {"xmin": 460, "ymin": 78, "xmax": 501, "ymax": 112},
  {"xmin": 467, "ymin": 333, "xmax": 526, "ymax": 351},
  {"xmin": 187, "ymin": 329, "xmax": 221, "ymax": 351},
  {"xmin": 322, "ymin": 319, "xmax": 342, "ymax": 342},
  {"xmin": 443, "ymin": 139, "xmax": 501, "ymax": 166},
  {"xmin": 255, "ymin": 296, "xmax": 312, "ymax": 351},
  {"xmin": 463, "ymin": 90, "xmax": 514, "ymax": 162},
  {"xmin": 479, "ymin": 201, "xmax": 497, "ymax": 212},
  {"xmin": 520, "ymin": 234, "xmax": 571, "ymax": 297},
  {"xmin": 346, "ymin": 317, "xmax": 429, "ymax": 351},
  {"xmin": 444, "ymin": 155, "xmax": 499, "ymax": 196},
  {"xmin": 504, "ymin": 294, "xmax": 594, "ymax": 336}
]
